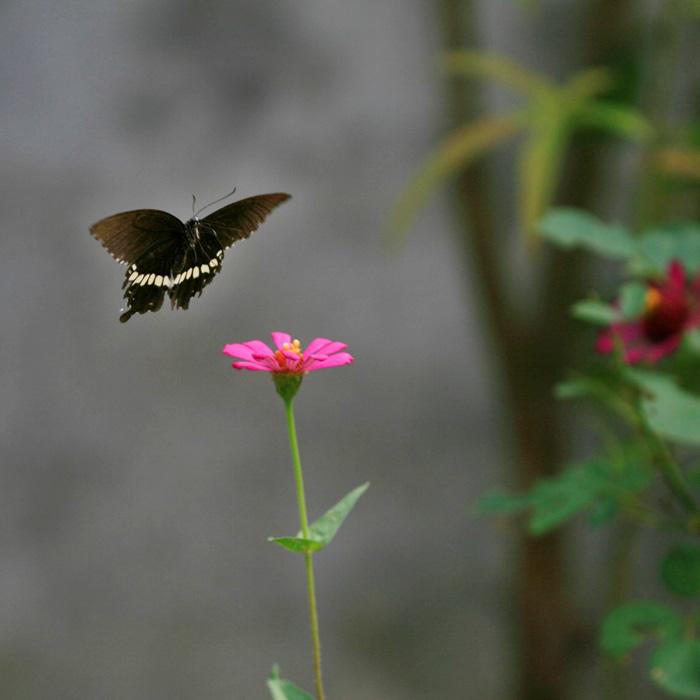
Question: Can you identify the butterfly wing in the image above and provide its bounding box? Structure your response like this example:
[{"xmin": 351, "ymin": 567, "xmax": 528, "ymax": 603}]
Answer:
[
  {"xmin": 199, "ymin": 193, "xmax": 291, "ymax": 248},
  {"xmin": 168, "ymin": 228, "xmax": 225, "ymax": 311},
  {"xmin": 89, "ymin": 209, "xmax": 185, "ymax": 264},
  {"xmin": 165, "ymin": 192, "xmax": 291, "ymax": 310},
  {"xmin": 90, "ymin": 209, "xmax": 187, "ymax": 322}
]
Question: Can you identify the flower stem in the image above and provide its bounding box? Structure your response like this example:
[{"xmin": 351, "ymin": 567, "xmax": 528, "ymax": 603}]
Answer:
[{"xmin": 283, "ymin": 397, "xmax": 325, "ymax": 700}]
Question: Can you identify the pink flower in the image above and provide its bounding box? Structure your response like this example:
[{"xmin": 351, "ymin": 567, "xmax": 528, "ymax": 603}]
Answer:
[
  {"xmin": 223, "ymin": 332, "xmax": 354, "ymax": 374},
  {"xmin": 597, "ymin": 260, "xmax": 700, "ymax": 364}
]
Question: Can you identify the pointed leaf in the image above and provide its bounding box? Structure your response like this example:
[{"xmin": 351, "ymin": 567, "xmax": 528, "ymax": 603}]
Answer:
[
  {"xmin": 307, "ymin": 482, "xmax": 370, "ymax": 547},
  {"xmin": 441, "ymin": 50, "xmax": 551, "ymax": 97},
  {"xmin": 577, "ymin": 101, "xmax": 653, "ymax": 143},
  {"xmin": 267, "ymin": 665, "xmax": 316, "ymax": 700},
  {"xmin": 516, "ymin": 100, "xmax": 570, "ymax": 244},
  {"xmin": 386, "ymin": 111, "xmax": 526, "ymax": 249},
  {"xmin": 269, "ymin": 537, "xmax": 324, "ymax": 553},
  {"xmin": 650, "ymin": 639, "xmax": 700, "ymax": 698}
]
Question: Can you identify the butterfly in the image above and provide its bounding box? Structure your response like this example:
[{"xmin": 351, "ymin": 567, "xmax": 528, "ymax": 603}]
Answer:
[{"xmin": 90, "ymin": 191, "xmax": 291, "ymax": 322}]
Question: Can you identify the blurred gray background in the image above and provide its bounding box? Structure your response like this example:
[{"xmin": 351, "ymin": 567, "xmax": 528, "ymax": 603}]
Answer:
[{"xmin": 0, "ymin": 1, "xmax": 613, "ymax": 698}]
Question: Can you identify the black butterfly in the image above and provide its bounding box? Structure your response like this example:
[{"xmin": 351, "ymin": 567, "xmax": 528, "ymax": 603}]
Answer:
[{"xmin": 90, "ymin": 192, "xmax": 291, "ymax": 322}]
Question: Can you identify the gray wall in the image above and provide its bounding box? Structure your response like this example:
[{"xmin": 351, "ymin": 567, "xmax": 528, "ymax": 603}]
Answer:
[{"xmin": 0, "ymin": 1, "xmax": 612, "ymax": 698}]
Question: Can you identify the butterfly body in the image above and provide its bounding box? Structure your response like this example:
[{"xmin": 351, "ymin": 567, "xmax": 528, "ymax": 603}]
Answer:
[{"xmin": 90, "ymin": 192, "xmax": 290, "ymax": 322}]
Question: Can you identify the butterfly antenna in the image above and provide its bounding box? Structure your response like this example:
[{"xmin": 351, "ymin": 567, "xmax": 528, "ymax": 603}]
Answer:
[
  {"xmin": 191, "ymin": 194, "xmax": 197, "ymax": 216},
  {"xmin": 194, "ymin": 187, "xmax": 237, "ymax": 218}
]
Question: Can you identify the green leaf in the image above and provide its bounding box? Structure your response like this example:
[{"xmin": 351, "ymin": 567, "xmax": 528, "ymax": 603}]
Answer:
[
  {"xmin": 601, "ymin": 601, "xmax": 683, "ymax": 659},
  {"xmin": 474, "ymin": 489, "xmax": 532, "ymax": 516},
  {"xmin": 538, "ymin": 207, "xmax": 635, "ymax": 259},
  {"xmin": 268, "ymin": 537, "xmax": 324, "ymax": 553},
  {"xmin": 307, "ymin": 482, "xmax": 370, "ymax": 547},
  {"xmin": 386, "ymin": 111, "xmax": 526, "ymax": 249},
  {"xmin": 627, "ymin": 370, "xmax": 700, "ymax": 447},
  {"xmin": 517, "ymin": 110, "xmax": 569, "ymax": 244},
  {"xmin": 619, "ymin": 281, "xmax": 647, "ymax": 318},
  {"xmin": 650, "ymin": 638, "xmax": 700, "ymax": 698},
  {"xmin": 570, "ymin": 298, "xmax": 620, "ymax": 325},
  {"xmin": 269, "ymin": 483, "xmax": 369, "ymax": 553},
  {"xmin": 267, "ymin": 665, "xmax": 316, "ymax": 700},
  {"xmin": 577, "ymin": 101, "xmax": 654, "ymax": 143},
  {"xmin": 633, "ymin": 224, "xmax": 700, "ymax": 276},
  {"xmin": 661, "ymin": 544, "xmax": 700, "ymax": 597},
  {"xmin": 441, "ymin": 50, "xmax": 551, "ymax": 97}
]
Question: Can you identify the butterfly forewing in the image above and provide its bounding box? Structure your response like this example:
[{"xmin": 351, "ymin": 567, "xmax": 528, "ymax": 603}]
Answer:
[
  {"xmin": 90, "ymin": 192, "xmax": 290, "ymax": 322},
  {"xmin": 89, "ymin": 210, "xmax": 185, "ymax": 264},
  {"xmin": 200, "ymin": 193, "xmax": 291, "ymax": 248}
]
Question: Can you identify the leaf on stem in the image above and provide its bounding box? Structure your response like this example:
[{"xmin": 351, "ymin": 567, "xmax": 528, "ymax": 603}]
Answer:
[
  {"xmin": 306, "ymin": 481, "xmax": 370, "ymax": 547},
  {"xmin": 270, "ymin": 482, "xmax": 370, "ymax": 553},
  {"xmin": 267, "ymin": 665, "xmax": 316, "ymax": 700}
]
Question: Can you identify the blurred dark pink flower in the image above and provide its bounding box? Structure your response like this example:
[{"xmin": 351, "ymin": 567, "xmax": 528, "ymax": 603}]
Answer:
[
  {"xmin": 223, "ymin": 332, "xmax": 354, "ymax": 374},
  {"xmin": 597, "ymin": 260, "xmax": 700, "ymax": 363}
]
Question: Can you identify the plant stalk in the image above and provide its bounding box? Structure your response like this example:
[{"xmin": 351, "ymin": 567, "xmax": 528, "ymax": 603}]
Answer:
[{"xmin": 283, "ymin": 397, "xmax": 325, "ymax": 700}]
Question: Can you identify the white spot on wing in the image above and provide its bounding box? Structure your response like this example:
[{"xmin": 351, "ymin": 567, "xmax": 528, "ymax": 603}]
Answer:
[{"xmin": 193, "ymin": 267, "xmax": 200, "ymax": 279}]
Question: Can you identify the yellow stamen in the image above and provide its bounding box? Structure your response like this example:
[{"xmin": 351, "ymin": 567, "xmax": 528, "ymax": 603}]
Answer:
[
  {"xmin": 274, "ymin": 339, "xmax": 304, "ymax": 370},
  {"xmin": 644, "ymin": 288, "xmax": 662, "ymax": 313}
]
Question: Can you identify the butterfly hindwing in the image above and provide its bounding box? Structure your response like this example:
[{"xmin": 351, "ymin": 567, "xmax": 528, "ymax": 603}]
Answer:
[
  {"xmin": 168, "ymin": 228, "xmax": 225, "ymax": 311},
  {"xmin": 119, "ymin": 236, "xmax": 185, "ymax": 322}
]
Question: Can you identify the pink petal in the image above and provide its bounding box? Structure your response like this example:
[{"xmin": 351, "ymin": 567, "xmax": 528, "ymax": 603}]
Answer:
[
  {"xmin": 232, "ymin": 360, "xmax": 274, "ymax": 372},
  {"xmin": 271, "ymin": 332, "xmax": 292, "ymax": 350},
  {"xmin": 304, "ymin": 338, "xmax": 332, "ymax": 355},
  {"xmin": 222, "ymin": 340, "xmax": 273, "ymax": 361},
  {"xmin": 667, "ymin": 260, "xmax": 686, "ymax": 288},
  {"xmin": 307, "ymin": 352, "xmax": 354, "ymax": 370}
]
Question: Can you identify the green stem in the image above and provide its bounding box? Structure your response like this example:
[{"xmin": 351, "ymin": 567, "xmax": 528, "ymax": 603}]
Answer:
[{"xmin": 283, "ymin": 397, "xmax": 325, "ymax": 700}]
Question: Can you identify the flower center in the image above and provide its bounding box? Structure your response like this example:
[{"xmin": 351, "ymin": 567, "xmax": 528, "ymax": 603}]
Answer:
[
  {"xmin": 642, "ymin": 285, "xmax": 690, "ymax": 342},
  {"xmin": 274, "ymin": 339, "xmax": 304, "ymax": 372}
]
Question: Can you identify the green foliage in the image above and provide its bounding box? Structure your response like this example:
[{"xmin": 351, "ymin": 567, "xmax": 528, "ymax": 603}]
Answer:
[
  {"xmin": 388, "ymin": 52, "xmax": 652, "ymax": 248},
  {"xmin": 538, "ymin": 208, "xmax": 635, "ymax": 258},
  {"xmin": 386, "ymin": 112, "xmax": 526, "ymax": 249},
  {"xmin": 634, "ymin": 224, "xmax": 700, "ymax": 276},
  {"xmin": 661, "ymin": 544, "xmax": 700, "ymax": 597},
  {"xmin": 650, "ymin": 638, "xmax": 700, "ymax": 698},
  {"xmin": 477, "ymin": 452, "xmax": 651, "ymax": 534},
  {"xmin": 539, "ymin": 207, "xmax": 700, "ymax": 277},
  {"xmin": 626, "ymin": 370, "xmax": 700, "ymax": 448},
  {"xmin": 267, "ymin": 666, "xmax": 315, "ymax": 700},
  {"xmin": 601, "ymin": 601, "xmax": 683, "ymax": 659},
  {"xmin": 570, "ymin": 298, "xmax": 620, "ymax": 326},
  {"xmin": 270, "ymin": 482, "xmax": 369, "ymax": 553},
  {"xmin": 602, "ymin": 602, "xmax": 700, "ymax": 698}
]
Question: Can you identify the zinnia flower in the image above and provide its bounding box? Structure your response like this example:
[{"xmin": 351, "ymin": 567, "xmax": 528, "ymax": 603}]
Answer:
[
  {"xmin": 596, "ymin": 260, "xmax": 700, "ymax": 364},
  {"xmin": 223, "ymin": 332, "xmax": 354, "ymax": 374}
]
